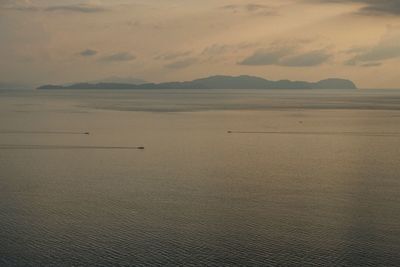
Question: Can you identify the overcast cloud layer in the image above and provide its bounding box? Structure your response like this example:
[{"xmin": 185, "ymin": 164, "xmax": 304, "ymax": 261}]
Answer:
[{"xmin": 1, "ymin": 0, "xmax": 400, "ymax": 88}]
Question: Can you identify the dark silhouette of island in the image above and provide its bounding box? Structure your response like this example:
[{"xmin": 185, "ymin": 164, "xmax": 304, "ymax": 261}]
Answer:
[{"xmin": 37, "ymin": 75, "xmax": 357, "ymax": 90}]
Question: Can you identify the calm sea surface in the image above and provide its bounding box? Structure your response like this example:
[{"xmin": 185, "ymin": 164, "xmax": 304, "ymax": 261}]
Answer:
[{"xmin": 1, "ymin": 89, "xmax": 400, "ymax": 266}]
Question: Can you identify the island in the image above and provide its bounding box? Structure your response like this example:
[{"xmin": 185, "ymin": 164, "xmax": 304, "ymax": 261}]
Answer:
[{"xmin": 37, "ymin": 75, "xmax": 357, "ymax": 90}]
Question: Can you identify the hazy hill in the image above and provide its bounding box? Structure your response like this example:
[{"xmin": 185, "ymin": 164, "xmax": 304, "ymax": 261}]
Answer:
[
  {"xmin": 85, "ymin": 76, "xmax": 147, "ymax": 85},
  {"xmin": 38, "ymin": 75, "xmax": 357, "ymax": 90}
]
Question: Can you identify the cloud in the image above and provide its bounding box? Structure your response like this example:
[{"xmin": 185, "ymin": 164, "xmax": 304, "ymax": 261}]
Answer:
[
  {"xmin": 155, "ymin": 51, "xmax": 192, "ymax": 61},
  {"xmin": 79, "ymin": 49, "xmax": 98, "ymax": 57},
  {"xmin": 239, "ymin": 48, "xmax": 288, "ymax": 65},
  {"xmin": 361, "ymin": 62, "xmax": 382, "ymax": 67},
  {"xmin": 239, "ymin": 46, "xmax": 331, "ymax": 67},
  {"xmin": 100, "ymin": 52, "xmax": 136, "ymax": 62},
  {"xmin": 44, "ymin": 4, "xmax": 108, "ymax": 13},
  {"xmin": 345, "ymin": 27, "xmax": 400, "ymax": 65},
  {"xmin": 0, "ymin": 3, "xmax": 109, "ymax": 13},
  {"xmin": 200, "ymin": 43, "xmax": 259, "ymax": 63},
  {"xmin": 280, "ymin": 50, "xmax": 332, "ymax": 67},
  {"xmin": 346, "ymin": 45, "xmax": 400, "ymax": 64},
  {"xmin": 311, "ymin": 0, "xmax": 400, "ymax": 16},
  {"xmin": 165, "ymin": 58, "xmax": 197, "ymax": 69},
  {"xmin": 220, "ymin": 4, "xmax": 277, "ymax": 16},
  {"xmin": 201, "ymin": 44, "xmax": 231, "ymax": 57},
  {"xmin": 0, "ymin": 0, "xmax": 39, "ymax": 11}
]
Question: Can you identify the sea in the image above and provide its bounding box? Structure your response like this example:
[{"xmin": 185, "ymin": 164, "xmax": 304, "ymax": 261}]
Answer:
[{"xmin": 1, "ymin": 88, "xmax": 400, "ymax": 266}]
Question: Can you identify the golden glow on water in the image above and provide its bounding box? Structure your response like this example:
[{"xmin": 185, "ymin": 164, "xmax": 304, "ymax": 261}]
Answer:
[{"xmin": 1, "ymin": 90, "xmax": 400, "ymax": 265}]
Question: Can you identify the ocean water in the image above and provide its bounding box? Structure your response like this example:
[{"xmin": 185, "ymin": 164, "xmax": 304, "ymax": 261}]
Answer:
[{"xmin": 1, "ymin": 89, "xmax": 400, "ymax": 266}]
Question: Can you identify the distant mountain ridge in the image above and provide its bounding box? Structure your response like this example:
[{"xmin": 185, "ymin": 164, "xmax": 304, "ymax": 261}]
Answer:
[
  {"xmin": 37, "ymin": 75, "xmax": 357, "ymax": 90},
  {"xmin": 85, "ymin": 76, "xmax": 147, "ymax": 85}
]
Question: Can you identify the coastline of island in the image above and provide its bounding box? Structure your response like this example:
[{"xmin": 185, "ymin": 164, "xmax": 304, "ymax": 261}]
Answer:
[{"xmin": 37, "ymin": 75, "xmax": 357, "ymax": 90}]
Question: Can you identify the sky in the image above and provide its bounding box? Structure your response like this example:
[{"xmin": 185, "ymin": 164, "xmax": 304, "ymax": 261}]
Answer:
[{"xmin": 1, "ymin": 0, "xmax": 400, "ymax": 88}]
